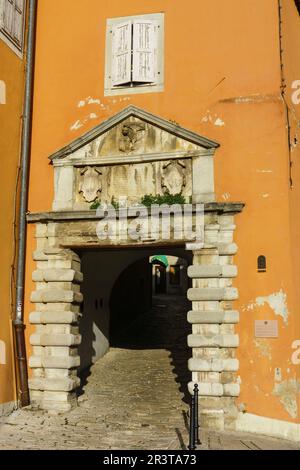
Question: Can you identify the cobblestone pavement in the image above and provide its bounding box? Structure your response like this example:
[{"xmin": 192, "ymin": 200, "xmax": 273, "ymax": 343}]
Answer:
[{"xmin": 0, "ymin": 295, "xmax": 299, "ymax": 450}]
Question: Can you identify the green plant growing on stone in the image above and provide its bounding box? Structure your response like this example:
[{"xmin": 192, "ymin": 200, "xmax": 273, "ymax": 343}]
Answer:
[
  {"xmin": 140, "ymin": 193, "xmax": 186, "ymax": 207},
  {"xmin": 90, "ymin": 196, "xmax": 120, "ymax": 210},
  {"xmin": 90, "ymin": 200, "xmax": 101, "ymax": 210},
  {"xmin": 111, "ymin": 196, "xmax": 119, "ymax": 210}
]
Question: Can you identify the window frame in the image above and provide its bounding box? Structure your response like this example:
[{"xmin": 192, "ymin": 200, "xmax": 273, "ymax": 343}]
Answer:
[
  {"xmin": 104, "ymin": 12, "xmax": 164, "ymax": 96},
  {"xmin": 0, "ymin": 0, "xmax": 26, "ymax": 57}
]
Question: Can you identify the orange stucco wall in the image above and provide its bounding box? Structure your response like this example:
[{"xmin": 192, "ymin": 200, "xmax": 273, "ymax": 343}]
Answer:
[
  {"xmin": 281, "ymin": 0, "xmax": 300, "ymax": 420},
  {"xmin": 0, "ymin": 37, "xmax": 25, "ymax": 407},
  {"xmin": 25, "ymin": 0, "xmax": 300, "ymax": 423}
]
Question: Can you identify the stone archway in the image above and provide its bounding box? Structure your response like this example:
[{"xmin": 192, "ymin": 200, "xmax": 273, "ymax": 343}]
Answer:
[{"xmin": 27, "ymin": 105, "xmax": 244, "ymax": 431}]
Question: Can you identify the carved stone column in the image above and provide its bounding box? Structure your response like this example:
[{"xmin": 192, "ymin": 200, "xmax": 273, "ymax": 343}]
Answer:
[
  {"xmin": 187, "ymin": 213, "xmax": 240, "ymax": 431},
  {"xmin": 29, "ymin": 229, "xmax": 82, "ymax": 412}
]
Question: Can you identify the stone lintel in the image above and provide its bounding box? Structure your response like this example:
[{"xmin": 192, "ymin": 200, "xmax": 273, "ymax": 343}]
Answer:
[{"xmin": 26, "ymin": 203, "xmax": 245, "ymax": 224}]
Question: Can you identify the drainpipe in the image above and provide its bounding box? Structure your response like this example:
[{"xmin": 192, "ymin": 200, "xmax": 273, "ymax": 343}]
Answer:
[
  {"xmin": 278, "ymin": 0, "xmax": 293, "ymax": 189},
  {"xmin": 13, "ymin": 0, "xmax": 37, "ymax": 408}
]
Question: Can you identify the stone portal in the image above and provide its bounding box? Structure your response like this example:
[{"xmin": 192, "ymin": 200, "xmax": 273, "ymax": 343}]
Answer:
[{"xmin": 27, "ymin": 106, "xmax": 244, "ymax": 431}]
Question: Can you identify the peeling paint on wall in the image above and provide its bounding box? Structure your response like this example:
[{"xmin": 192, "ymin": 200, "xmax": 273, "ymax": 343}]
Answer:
[
  {"xmin": 0, "ymin": 80, "xmax": 6, "ymax": 104},
  {"xmin": 272, "ymin": 379, "xmax": 300, "ymax": 419},
  {"xmin": 0, "ymin": 341, "xmax": 6, "ymax": 365},
  {"xmin": 254, "ymin": 339, "xmax": 272, "ymax": 360},
  {"xmin": 201, "ymin": 111, "xmax": 225, "ymax": 126},
  {"xmin": 244, "ymin": 289, "xmax": 289, "ymax": 325},
  {"xmin": 214, "ymin": 117, "xmax": 225, "ymax": 127},
  {"xmin": 220, "ymin": 93, "xmax": 281, "ymax": 104},
  {"xmin": 77, "ymin": 96, "xmax": 101, "ymax": 108},
  {"xmin": 256, "ymin": 290, "xmax": 289, "ymax": 324},
  {"xmin": 291, "ymin": 340, "xmax": 300, "ymax": 365},
  {"xmin": 70, "ymin": 113, "xmax": 99, "ymax": 132},
  {"xmin": 70, "ymin": 120, "xmax": 83, "ymax": 131}
]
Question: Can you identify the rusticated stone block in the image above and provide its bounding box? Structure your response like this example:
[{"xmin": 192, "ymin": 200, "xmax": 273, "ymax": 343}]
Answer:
[
  {"xmin": 187, "ymin": 310, "xmax": 239, "ymax": 324},
  {"xmin": 29, "ymin": 311, "xmax": 80, "ymax": 325},
  {"xmin": 188, "ymin": 334, "xmax": 239, "ymax": 348},
  {"xmin": 188, "ymin": 381, "xmax": 223, "ymax": 396},
  {"xmin": 29, "ymin": 377, "xmax": 80, "ymax": 392},
  {"xmin": 29, "ymin": 356, "xmax": 80, "ymax": 369},
  {"xmin": 188, "ymin": 265, "xmax": 237, "ymax": 279},
  {"xmin": 188, "ymin": 287, "xmax": 238, "ymax": 301},
  {"xmin": 31, "ymin": 289, "xmax": 83, "ymax": 304},
  {"xmin": 188, "ymin": 358, "xmax": 239, "ymax": 372},
  {"xmin": 30, "ymin": 333, "xmax": 81, "ymax": 347},
  {"xmin": 32, "ymin": 269, "xmax": 83, "ymax": 283},
  {"xmin": 223, "ymin": 383, "xmax": 240, "ymax": 397}
]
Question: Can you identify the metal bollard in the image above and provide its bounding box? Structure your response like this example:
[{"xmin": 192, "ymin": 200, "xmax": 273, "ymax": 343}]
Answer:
[
  {"xmin": 188, "ymin": 393, "xmax": 196, "ymax": 450},
  {"xmin": 194, "ymin": 383, "xmax": 201, "ymax": 445}
]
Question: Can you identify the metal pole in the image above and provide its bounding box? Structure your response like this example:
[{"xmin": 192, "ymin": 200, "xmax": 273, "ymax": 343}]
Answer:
[
  {"xmin": 188, "ymin": 393, "xmax": 196, "ymax": 450},
  {"xmin": 13, "ymin": 0, "xmax": 37, "ymax": 408},
  {"xmin": 194, "ymin": 383, "xmax": 201, "ymax": 445}
]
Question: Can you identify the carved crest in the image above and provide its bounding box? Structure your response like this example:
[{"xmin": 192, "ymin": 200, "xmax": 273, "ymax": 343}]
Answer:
[
  {"xmin": 161, "ymin": 160, "xmax": 186, "ymax": 195},
  {"xmin": 119, "ymin": 121, "xmax": 146, "ymax": 153},
  {"xmin": 79, "ymin": 166, "xmax": 102, "ymax": 203}
]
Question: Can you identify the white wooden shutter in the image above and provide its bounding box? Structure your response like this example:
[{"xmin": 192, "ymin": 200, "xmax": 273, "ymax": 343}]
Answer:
[
  {"xmin": 3, "ymin": 0, "xmax": 14, "ymax": 36},
  {"xmin": 111, "ymin": 20, "xmax": 132, "ymax": 86},
  {"xmin": 0, "ymin": 0, "xmax": 24, "ymax": 49},
  {"xmin": 13, "ymin": 0, "xmax": 24, "ymax": 46},
  {"xmin": 132, "ymin": 19, "xmax": 157, "ymax": 83}
]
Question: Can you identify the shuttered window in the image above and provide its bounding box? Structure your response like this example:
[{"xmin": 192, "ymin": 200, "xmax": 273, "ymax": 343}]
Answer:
[
  {"xmin": 132, "ymin": 20, "xmax": 157, "ymax": 83},
  {"xmin": 112, "ymin": 20, "xmax": 132, "ymax": 86},
  {"xmin": 105, "ymin": 13, "xmax": 164, "ymax": 95},
  {"xmin": 0, "ymin": 0, "xmax": 25, "ymax": 53}
]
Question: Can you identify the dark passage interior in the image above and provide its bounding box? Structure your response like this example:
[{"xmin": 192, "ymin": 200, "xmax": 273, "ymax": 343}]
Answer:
[{"xmin": 78, "ymin": 247, "xmax": 192, "ymax": 404}]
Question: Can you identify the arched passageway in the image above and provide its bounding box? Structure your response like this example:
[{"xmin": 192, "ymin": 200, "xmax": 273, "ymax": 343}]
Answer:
[{"xmin": 76, "ymin": 246, "xmax": 192, "ymax": 445}]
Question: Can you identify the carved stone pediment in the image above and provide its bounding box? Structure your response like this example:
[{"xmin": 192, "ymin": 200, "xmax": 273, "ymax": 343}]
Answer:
[{"xmin": 50, "ymin": 106, "xmax": 219, "ymax": 211}]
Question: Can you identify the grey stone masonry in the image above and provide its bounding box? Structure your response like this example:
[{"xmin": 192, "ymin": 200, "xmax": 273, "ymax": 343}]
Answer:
[
  {"xmin": 188, "ymin": 213, "xmax": 240, "ymax": 432},
  {"xmin": 29, "ymin": 242, "xmax": 83, "ymax": 412}
]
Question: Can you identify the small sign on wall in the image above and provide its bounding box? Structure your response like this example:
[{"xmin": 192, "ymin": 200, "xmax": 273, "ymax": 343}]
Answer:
[{"xmin": 255, "ymin": 320, "xmax": 278, "ymax": 338}]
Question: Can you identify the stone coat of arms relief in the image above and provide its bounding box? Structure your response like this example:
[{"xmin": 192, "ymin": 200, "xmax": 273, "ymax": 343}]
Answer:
[
  {"xmin": 79, "ymin": 166, "xmax": 102, "ymax": 203},
  {"xmin": 161, "ymin": 160, "xmax": 187, "ymax": 195}
]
